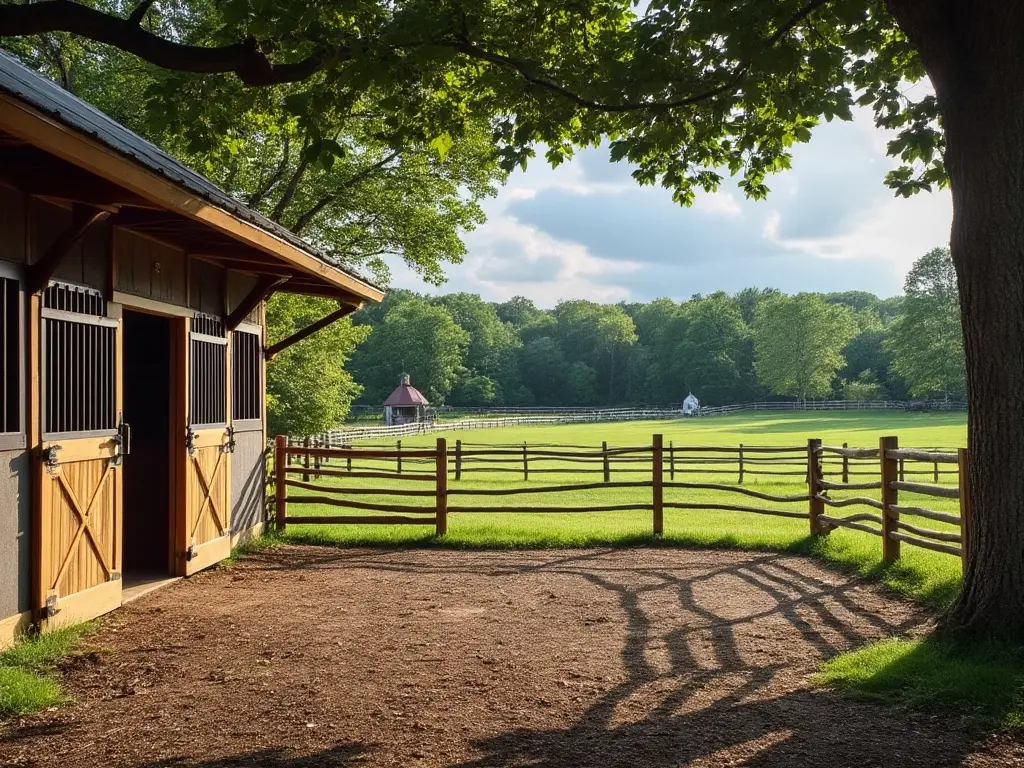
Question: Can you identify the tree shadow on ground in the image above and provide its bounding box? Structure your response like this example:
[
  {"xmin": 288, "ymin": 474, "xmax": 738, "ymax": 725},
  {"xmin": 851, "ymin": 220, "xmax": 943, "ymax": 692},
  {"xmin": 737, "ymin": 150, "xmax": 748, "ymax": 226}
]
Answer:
[
  {"xmin": 238, "ymin": 547, "xmax": 981, "ymax": 767},
  {"xmin": 140, "ymin": 742, "xmax": 368, "ymax": 767}
]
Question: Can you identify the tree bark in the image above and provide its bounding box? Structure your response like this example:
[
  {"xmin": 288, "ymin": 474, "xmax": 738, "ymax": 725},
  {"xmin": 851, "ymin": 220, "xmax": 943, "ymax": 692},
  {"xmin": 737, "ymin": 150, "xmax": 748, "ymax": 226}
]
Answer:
[{"xmin": 889, "ymin": 0, "xmax": 1024, "ymax": 641}]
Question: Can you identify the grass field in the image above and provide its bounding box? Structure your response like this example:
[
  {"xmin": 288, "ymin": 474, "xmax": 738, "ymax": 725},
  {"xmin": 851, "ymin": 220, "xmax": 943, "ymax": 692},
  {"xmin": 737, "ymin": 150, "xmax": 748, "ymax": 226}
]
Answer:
[{"xmin": 282, "ymin": 410, "xmax": 968, "ymax": 610}]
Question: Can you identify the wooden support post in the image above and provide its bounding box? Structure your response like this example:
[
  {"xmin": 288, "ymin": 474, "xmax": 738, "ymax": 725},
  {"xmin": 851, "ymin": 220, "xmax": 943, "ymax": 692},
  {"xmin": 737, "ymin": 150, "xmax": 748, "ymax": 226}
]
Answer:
[
  {"xmin": 842, "ymin": 442, "xmax": 849, "ymax": 484},
  {"xmin": 958, "ymin": 448, "xmax": 971, "ymax": 573},
  {"xmin": 899, "ymin": 457, "xmax": 906, "ymax": 482},
  {"xmin": 455, "ymin": 439, "xmax": 462, "ymax": 481},
  {"xmin": 653, "ymin": 434, "xmax": 664, "ymax": 535},
  {"xmin": 396, "ymin": 440, "xmax": 402, "ymax": 474},
  {"xmin": 303, "ymin": 436, "xmax": 311, "ymax": 482},
  {"xmin": 669, "ymin": 440, "xmax": 675, "ymax": 481},
  {"xmin": 346, "ymin": 455, "xmax": 352, "ymax": 473},
  {"xmin": 435, "ymin": 437, "xmax": 448, "ymax": 536},
  {"xmin": 880, "ymin": 435, "xmax": 900, "ymax": 563},
  {"xmin": 602, "ymin": 441, "xmax": 610, "ymax": 483},
  {"xmin": 523, "ymin": 442, "xmax": 529, "ymax": 481},
  {"xmin": 275, "ymin": 435, "xmax": 287, "ymax": 531},
  {"xmin": 738, "ymin": 443, "xmax": 744, "ymax": 485},
  {"xmin": 934, "ymin": 461, "xmax": 940, "ymax": 484},
  {"xmin": 807, "ymin": 438, "xmax": 825, "ymax": 535},
  {"xmin": 286, "ymin": 436, "xmax": 292, "ymax": 466}
]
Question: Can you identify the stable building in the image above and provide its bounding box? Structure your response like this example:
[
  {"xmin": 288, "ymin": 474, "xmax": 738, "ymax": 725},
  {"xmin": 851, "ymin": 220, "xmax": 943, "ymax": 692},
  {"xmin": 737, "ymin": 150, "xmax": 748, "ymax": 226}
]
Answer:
[
  {"xmin": 0, "ymin": 52, "xmax": 383, "ymax": 644},
  {"xmin": 383, "ymin": 375, "xmax": 430, "ymax": 425}
]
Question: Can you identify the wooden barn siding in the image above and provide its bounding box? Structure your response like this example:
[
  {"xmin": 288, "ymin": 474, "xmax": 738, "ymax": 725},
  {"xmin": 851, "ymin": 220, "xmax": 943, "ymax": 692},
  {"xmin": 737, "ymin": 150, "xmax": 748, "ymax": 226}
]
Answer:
[
  {"xmin": 0, "ymin": 185, "xmax": 26, "ymax": 264},
  {"xmin": 0, "ymin": 450, "xmax": 30, "ymax": 617},
  {"xmin": 227, "ymin": 271, "xmax": 260, "ymax": 325},
  {"xmin": 230, "ymin": 430, "xmax": 266, "ymax": 534},
  {"xmin": 190, "ymin": 257, "xmax": 225, "ymax": 317},
  {"xmin": 113, "ymin": 227, "xmax": 187, "ymax": 305}
]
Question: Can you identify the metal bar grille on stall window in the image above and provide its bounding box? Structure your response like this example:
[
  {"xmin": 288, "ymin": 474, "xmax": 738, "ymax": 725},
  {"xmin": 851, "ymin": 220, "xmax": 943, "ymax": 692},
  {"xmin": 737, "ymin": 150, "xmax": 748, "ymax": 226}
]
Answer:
[
  {"xmin": 232, "ymin": 330, "xmax": 260, "ymax": 421},
  {"xmin": 42, "ymin": 281, "xmax": 116, "ymax": 437},
  {"xmin": 190, "ymin": 313, "xmax": 227, "ymax": 427}
]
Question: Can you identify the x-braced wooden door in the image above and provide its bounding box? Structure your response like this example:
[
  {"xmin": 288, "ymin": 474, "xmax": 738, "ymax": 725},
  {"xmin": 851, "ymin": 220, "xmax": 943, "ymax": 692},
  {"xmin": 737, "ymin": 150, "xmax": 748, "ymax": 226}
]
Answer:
[
  {"xmin": 37, "ymin": 283, "xmax": 126, "ymax": 625},
  {"xmin": 179, "ymin": 313, "xmax": 233, "ymax": 575}
]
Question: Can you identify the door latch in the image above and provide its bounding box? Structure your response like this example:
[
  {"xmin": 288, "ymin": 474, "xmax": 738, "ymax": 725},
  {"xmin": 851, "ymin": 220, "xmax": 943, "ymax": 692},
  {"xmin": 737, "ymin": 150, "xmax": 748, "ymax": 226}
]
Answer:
[{"xmin": 112, "ymin": 418, "xmax": 131, "ymax": 467}]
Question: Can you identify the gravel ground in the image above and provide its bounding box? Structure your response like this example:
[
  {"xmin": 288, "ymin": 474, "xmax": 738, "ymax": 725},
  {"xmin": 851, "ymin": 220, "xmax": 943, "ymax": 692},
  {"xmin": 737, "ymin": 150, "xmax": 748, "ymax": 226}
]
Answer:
[{"xmin": 0, "ymin": 545, "xmax": 1021, "ymax": 767}]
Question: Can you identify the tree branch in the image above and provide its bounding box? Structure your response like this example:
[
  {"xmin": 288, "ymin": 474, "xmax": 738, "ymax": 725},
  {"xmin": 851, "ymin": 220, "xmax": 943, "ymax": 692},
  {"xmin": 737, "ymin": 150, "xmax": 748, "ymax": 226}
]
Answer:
[
  {"xmin": 0, "ymin": 0, "xmax": 340, "ymax": 86},
  {"xmin": 126, "ymin": 0, "xmax": 157, "ymax": 27},
  {"xmin": 270, "ymin": 137, "xmax": 311, "ymax": 223},
  {"xmin": 291, "ymin": 149, "xmax": 403, "ymax": 235},
  {"xmin": 447, "ymin": 0, "xmax": 835, "ymax": 112},
  {"xmin": 247, "ymin": 134, "xmax": 291, "ymax": 209},
  {"xmin": 1, "ymin": 0, "xmax": 832, "ymax": 108}
]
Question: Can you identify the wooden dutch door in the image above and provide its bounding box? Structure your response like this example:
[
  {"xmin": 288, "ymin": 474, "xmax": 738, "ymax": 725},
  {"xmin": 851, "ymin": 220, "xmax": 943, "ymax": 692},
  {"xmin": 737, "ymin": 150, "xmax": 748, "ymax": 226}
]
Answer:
[
  {"xmin": 180, "ymin": 313, "xmax": 232, "ymax": 575},
  {"xmin": 38, "ymin": 282, "xmax": 125, "ymax": 624}
]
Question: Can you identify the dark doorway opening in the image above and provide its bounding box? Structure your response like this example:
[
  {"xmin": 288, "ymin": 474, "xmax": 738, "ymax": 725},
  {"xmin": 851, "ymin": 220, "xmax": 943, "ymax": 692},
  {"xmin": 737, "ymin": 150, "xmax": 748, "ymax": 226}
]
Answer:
[{"xmin": 122, "ymin": 310, "xmax": 173, "ymax": 579}]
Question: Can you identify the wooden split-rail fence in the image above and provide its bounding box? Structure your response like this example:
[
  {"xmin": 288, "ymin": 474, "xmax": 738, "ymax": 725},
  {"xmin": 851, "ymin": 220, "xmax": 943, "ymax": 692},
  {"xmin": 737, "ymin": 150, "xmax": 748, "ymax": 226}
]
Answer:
[{"xmin": 272, "ymin": 434, "xmax": 971, "ymax": 571}]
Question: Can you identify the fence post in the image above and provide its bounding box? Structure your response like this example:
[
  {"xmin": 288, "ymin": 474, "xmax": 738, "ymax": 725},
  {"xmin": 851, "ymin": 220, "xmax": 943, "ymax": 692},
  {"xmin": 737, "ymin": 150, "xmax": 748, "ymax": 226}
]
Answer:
[
  {"xmin": 899, "ymin": 457, "xmax": 906, "ymax": 482},
  {"xmin": 669, "ymin": 440, "xmax": 675, "ymax": 481},
  {"xmin": 880, "ymin": 435, "xmax": 900, "ymax": 563},
  {"xmin": 286, "ymin": 436, "xmax": 292, "ymax": 466},
  {"xmin": 346, "ymin": 453, "xmax": 352, "ymax": 473},
  {"xmin": 522, "ymin": 442, "xmax": 529, "ymax": 481},
  {"xmin": 435, "ymin": 437, "xmax": 448, "ymax": 536},
  {"xmin": 934, "ymin": 461, "xmax": 939, "ymax": 484},
  {"xmin": 842, "ymin": 442, "xmax": 849, "ymax": 484},
  {"xmin": 602, "ymin": 441, "xmax": 610, "ymax": 483},
  {"xmin": 303, "ymin": 436, "xmax": 311, "ymax": 482},
  {"xmin": 653, "ymin": 434, "xmax": 664, "ymax": 535},
  {"xmin": 455, "ymin": 439, "xmax": 462, "ymax": 481},
  {"xmin": 807, "ymin": 438, "xmax": 824, "ymax": 535},
  {"xmin": 274, "ymin": 434, "xmax": 287, "ymax": 532},
  {"xmin": 958, "ymin": 448, "xmax": 971, "ymax": 573},
  {"xmin": 738, "ymin": 443, "xmax": 744, "ymax": 485},
  {"xmin": 396, "ymin": 440, "xmax": 402, "ymax": 474}
]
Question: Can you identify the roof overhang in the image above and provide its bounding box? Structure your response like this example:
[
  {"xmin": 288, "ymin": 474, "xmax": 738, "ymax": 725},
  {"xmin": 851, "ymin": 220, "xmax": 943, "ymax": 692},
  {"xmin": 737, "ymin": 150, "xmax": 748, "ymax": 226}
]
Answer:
[{"xmin": 0, "ymin": 93, "xmax": 384, "ymax": 306}]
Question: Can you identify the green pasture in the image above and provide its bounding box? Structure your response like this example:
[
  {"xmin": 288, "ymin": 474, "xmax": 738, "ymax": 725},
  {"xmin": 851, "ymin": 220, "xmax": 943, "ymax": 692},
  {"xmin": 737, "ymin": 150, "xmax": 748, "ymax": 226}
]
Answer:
[{"xmin": 282, "ymin": 410, "xmax": 968, "ymax": 609}]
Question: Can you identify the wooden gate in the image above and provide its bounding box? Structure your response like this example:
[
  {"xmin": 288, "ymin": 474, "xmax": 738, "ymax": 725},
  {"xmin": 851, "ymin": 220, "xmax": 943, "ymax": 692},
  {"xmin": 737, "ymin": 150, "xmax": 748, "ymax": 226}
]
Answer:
[
  {"xmin": 179, "ymin": 314, "xmax": 232, "ymax": 575},
  {"xmin": 37, "ymin": 283, "xmax": 123, "ymax": 625}
]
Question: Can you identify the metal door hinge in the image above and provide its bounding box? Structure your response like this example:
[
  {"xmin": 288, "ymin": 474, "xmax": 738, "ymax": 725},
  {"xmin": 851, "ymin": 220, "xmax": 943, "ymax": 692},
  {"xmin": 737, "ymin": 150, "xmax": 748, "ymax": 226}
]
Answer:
[
  {"xmin": 109, "ymin": 571, "xmax": 121, "ymax": 581},
  {"xmin": 185, "ymin": 424, "xmax": 197, "ymax": 456},
  {"xmin": 185, "ymin": 544, "xmax": 196, "ymax": 562},
  {"xmin": 43, "ymin": 445, "xmax": 61, "ymax": 475},
  {"xmin": 45, "ymin": 593, "xmax": 57, "ymax": 619},
  {"xmin": 221, "ymin": 425, "xmax": 236, "ymax": 454}
]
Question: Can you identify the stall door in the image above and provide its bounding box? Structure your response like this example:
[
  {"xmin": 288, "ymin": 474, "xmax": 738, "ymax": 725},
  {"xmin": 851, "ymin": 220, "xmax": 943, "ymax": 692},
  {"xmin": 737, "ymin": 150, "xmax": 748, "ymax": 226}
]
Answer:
[
  {"xmin": 180, "ymin": 314, "xmax": 232, "ymax": 575},
  {"xmin": 38, "ymin": 283, "xmax": 123, "ymax": 625}
]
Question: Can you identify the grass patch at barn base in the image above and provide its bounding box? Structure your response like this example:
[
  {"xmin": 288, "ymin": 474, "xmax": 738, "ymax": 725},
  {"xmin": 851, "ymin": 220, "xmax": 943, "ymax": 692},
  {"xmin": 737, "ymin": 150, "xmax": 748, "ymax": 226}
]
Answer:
[
  {"xmin": 818, "ymin": 637, "xmax": 1024, "ymax": 729},
  {"xmin": 0, "ymin": 624, "xmax": 92, "ymax": 719}
]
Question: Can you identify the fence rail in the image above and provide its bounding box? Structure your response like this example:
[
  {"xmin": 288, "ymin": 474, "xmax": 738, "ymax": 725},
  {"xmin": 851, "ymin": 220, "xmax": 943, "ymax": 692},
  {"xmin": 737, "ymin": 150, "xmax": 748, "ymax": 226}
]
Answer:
[{"xmin": 272, "ymin": 433, "xmax": 971, "ymax": 573}]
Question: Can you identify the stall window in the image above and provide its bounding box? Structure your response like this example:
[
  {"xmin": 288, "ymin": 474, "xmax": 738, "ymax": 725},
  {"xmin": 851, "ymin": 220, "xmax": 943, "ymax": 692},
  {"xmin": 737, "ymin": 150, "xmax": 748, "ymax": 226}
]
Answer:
[
  {"xmin": 189, "ymin": 313, "xmax": 227, "ymax": 427},
  {"xmin": 42, "ymin": 282, "xmax": 115, "ymax": 438},
  {"xmin": 0, "ymin": 273, "xmax": 22, "ymax": 442},
  {"xmin": 231, "ymin": 329, "xmax": 261, "ymax": 423}
]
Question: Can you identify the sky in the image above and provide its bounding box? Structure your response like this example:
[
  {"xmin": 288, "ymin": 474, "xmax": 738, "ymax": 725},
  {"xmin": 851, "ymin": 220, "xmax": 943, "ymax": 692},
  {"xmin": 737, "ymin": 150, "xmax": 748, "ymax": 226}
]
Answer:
[{"xmin": 389, "ymin": 109, "xmax": 953, "ymax": 308}]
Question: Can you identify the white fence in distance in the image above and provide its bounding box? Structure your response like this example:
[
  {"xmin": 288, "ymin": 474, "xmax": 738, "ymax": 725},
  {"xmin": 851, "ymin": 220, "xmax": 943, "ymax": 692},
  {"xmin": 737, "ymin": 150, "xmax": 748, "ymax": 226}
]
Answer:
[{"xmin": 313, "ymin": 400, "xmax": 965, "ymax": 445}]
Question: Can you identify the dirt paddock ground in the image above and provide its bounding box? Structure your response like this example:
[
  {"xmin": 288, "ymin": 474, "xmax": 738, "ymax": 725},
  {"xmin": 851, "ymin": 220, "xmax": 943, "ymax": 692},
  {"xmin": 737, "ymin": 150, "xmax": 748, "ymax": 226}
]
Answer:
[{"xmin": 1, "ymin": 545, "xmax": 1021, "ymax": 767}]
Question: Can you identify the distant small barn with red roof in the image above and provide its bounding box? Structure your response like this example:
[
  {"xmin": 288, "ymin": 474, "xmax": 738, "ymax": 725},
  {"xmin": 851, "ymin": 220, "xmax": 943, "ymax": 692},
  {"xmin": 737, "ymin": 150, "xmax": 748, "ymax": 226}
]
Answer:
[{"xmin": 383, "ymin": 374, "xmax": 430, "ymax": 425}]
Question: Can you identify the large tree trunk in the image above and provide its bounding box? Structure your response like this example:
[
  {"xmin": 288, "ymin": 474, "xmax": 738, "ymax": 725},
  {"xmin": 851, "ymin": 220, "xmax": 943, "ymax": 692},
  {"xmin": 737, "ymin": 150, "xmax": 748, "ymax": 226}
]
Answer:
[{"xmin": 889, "ymin": 0, "xmax": 1024, "ymax": 640}]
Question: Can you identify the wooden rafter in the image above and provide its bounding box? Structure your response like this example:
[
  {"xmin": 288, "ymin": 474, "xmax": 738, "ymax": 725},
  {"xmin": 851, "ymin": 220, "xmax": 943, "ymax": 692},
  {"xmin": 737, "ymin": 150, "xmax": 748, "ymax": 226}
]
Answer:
[
  {"xmin": 226, "ymin": 274, "xmax": 288, "ymax": 331},
  {"xmin": 265, "ymin": 303, "xmax": 357, "ymax": 360},
  {"xmin": 28, "ymin": 204, "xmax": 111, "ymax": 295}
]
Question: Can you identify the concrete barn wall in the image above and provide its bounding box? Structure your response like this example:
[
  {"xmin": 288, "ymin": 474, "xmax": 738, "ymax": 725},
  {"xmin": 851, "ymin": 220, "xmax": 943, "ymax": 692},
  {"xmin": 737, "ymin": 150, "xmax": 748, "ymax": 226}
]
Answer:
[
  {"xmin": 231, "ymin": 429, "xmax": 266, "ymax": 534},
  {"xmin": 0, "ymin": 450, "xmax": 31, "ymax": 617}
]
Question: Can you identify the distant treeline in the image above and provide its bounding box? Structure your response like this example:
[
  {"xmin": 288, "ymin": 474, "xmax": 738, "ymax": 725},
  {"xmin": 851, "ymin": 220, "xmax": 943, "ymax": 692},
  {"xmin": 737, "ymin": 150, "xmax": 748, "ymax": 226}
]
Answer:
[{"xmin": 345, "ymin": 248, "xmax": 965, "ymax": 412}]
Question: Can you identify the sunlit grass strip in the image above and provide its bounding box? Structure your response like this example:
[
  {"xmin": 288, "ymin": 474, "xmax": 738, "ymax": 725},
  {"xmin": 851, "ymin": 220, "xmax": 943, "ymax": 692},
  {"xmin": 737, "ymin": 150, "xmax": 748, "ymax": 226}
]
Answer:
[
  {"xmin": 0, "ymin": 624, "xmax": 92, "ymax": 719},
  {"xmin": 818, "ymin": 637, "xmax": 1024, "ymax": 729}
]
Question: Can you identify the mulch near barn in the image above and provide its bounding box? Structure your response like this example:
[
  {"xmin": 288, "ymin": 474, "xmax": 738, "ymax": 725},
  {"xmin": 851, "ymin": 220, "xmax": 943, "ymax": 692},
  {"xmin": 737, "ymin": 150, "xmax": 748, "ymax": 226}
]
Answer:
[{"xmin": 0, "ymin": 545, "xmax": 1020, "ymax": 767}]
